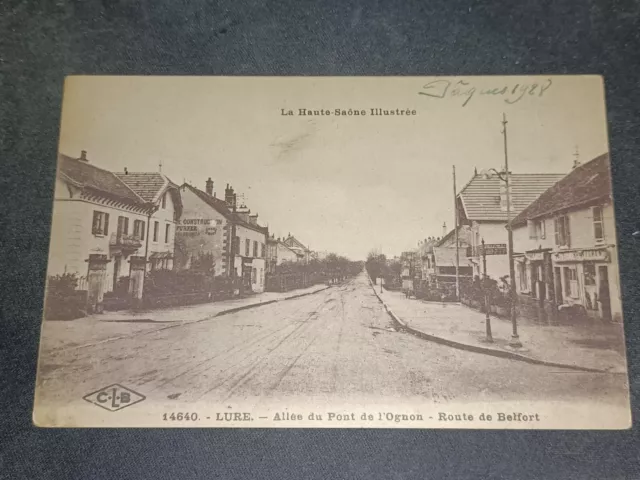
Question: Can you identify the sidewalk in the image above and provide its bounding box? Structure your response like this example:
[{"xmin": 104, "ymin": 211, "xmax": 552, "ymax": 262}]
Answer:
[
  {"xmin": 42, "ymin": 284, "xmax": 330, "ymax": 353},
  {"xmin": 369, "ymin": 278, "xmax": 627, "ymax": 373}
]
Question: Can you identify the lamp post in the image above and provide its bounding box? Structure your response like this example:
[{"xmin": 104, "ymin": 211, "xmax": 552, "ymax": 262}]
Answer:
[
  {"xmin": 481, "ymin": 238, "xmax": 493, "ymax": 343},
  {"xmin": 480, "ymin": 113, "xmax": 522, "ymax": 348}
]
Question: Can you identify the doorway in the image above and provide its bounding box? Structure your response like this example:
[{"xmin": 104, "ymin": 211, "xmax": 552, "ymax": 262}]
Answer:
[
  {"xmin": 554, "ymin": 267, "xmax": 563, "ymax": 304},
  {"xmin": 113, "ymin": 255, "xmax": 121, "ymax": 292},
  {"xmin": 598, "ymin": 265, "xmax": 611, "ymax": 321}
]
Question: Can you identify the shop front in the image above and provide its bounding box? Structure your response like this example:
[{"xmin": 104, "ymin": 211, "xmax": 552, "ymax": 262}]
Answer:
[{"xmin": 552, "ymin": 247, "xmax": 615, "ymax": 322}]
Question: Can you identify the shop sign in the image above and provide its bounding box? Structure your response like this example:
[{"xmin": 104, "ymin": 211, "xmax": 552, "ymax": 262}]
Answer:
[
  {"xmin": 525, "ymin": 251, "xmax": 545, "ymax": 262},
  {"xmin": 553, "ymin": 248, "xmax": 610, "ymax": 263}
]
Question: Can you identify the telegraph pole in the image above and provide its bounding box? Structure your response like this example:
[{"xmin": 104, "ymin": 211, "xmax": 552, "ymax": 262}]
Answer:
[
  {"xmin": 502, "ymin": 113, "xmax": 522, "ymax": 348},
  {"xmin": 453, "ymin": 165, "xmax": 460, "ymax": 301}
]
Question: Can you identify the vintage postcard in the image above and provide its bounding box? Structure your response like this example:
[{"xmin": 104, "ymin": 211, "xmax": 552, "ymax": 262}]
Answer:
[{"xmin": 34, "ymin": 76, "xmax": 631, "ymax": 428}]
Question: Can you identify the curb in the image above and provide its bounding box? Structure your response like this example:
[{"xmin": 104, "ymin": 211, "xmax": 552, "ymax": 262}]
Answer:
[
  {"xmin": 211, "ymin": 285, "xmax": 331, "ymax": 317},
  {"xmin": 367, "ymin": 274, "xmax": 612, "ymax": 374}
]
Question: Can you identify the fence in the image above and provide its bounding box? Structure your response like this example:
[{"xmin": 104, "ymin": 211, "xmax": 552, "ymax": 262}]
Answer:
[{"xmin": 265, "ymin": 272, "xmax": 326, "ymax": 292}]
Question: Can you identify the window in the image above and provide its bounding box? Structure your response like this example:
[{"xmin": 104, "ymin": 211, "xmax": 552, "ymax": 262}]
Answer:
[
  {"xmin": 593, "ymin": 206, "xmax": 604, "ymax": 242},
  {"xmin": 234, "ymin": 236, "xmax": 240, "ymax": 254},
  {"xmin": 165, "ymin": 224, "xmax": 171, "ymax": 243},
  {"xmin": 564, "ymin": 267, "xmax": 578, "ymax": 298},
  {"xmin": 530, "ymin": 219, "xmax": 546, "ymax": 240},
  {"xmin": 117, "ymin": 216, "xmax": 129, "ymax": 236},
  {"xmin": 253, "ymin": 240, "xmax": 258, "ymax": 257},
  {"xmin": 261, "ymin": 243, "xmax": 265, "ymax": 258},
  {"xmin": 161, "ymin": 193, "xmax": 167, "ymax": 209},
  {"xmin": 92, "ymin": 211, "xmax": 109, "ymax": 235},
  {"xmin": 554, "ymin": 215, "xmax": 571, "ymax": 247},
  {"xmin": 245, "ymin": 239, "xmax": 250, "ymax": 257},
  {"xmin": 133, "ymin": 220, "xmax": 145, "ymax": 240},
  {"xmin": 153, "ymin": 221, "xmax": 159, "ymax": 242},
  {"xmin": 584, "ymin": 262, "xmax": 596, "ymax": 286}
]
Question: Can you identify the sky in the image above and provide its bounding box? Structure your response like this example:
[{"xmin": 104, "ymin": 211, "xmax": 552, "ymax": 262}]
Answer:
[{"xmin": 58, "ymin": 76, "xmax": 610, "ymax": 260}]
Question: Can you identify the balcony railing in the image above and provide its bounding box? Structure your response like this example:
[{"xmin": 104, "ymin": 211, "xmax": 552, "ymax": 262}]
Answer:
[{"xmin": 110, "ymin": 233, "xmax": 143, "ymax": 250}]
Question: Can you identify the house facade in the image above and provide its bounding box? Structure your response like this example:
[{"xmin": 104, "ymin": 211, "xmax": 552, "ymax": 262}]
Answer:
[
  {"xmin": 510, "ymin": 154, "xmax": 621, "ymax": 323},
  {"xmin": 282, "ymin": 234, "xmax": 312, "ymax": 263},
  {"xmin": 48, "ymin": 152, "xmax": 181, "ymax": 310},
  {"xmin": 176, "ymin": 181, "xmax": 268, "ymax": 293},
  {"xmin": 266, "ymin": 234, "xmax": 304, "ymax": 273},
  {"xmin": 457, "ymin": 171, "xmax": 565, "ymax": 282}
]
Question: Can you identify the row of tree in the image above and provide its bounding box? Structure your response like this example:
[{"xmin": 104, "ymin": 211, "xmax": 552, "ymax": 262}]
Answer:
[
  {"xmin": 365, "ymin": 250, "xmax": 402, "ymax": 287},
  {"xmin": 276, "ymin": 253, "xmax": 364, "ymax": 280}
]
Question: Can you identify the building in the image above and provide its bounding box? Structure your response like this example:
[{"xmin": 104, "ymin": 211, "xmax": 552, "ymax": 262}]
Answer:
[
  {"xmin": 114, "ymin": 170, "xmax": 182, "ymax": 272},
  {"xmin": 457, "ymin": 170, "xmax": 565, "ymax": 281},
  {"xmin": 266, "ymin": 234, "xmax": 304, "ymax": 273},
  {"xmin": 510, "ymin": 153, "xmax": 621, "ymax": 323},
  {"xmin": 48, "ymin": 152, "xmax": 181, "ymax": 309},
  {"xmin": 417, "ymin": 227, "xmax": 474, "ymax": 288},
  {"xmin": 175, "ymin": 180, "xmax": 268, "ymax": 293},
  {"xmin": 282, "ymin": 234, "xmax": 313, "ymax": 263}
]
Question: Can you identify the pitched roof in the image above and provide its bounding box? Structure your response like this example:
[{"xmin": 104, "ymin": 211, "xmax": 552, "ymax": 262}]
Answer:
[
  {"xmin": 433, "ymin": 247, "xmax": 473, "ymax": 267},
  {"xmin": 114, "ymin": 172, "xmax": 170, "ymax": 202},
  {"xmin": 58, "ymin": 153, "xmax": 146, "ymax": 205},
  {"xmin": 511, "ymin": 153, "xmax": 611, "ymax": 227},
  {"xmin": 182, "ymin": 183, "xmax": 268, "ymax": 234},
  {"xmin": 458, "ymin": 173, "xmax": 565, "ymax": 222},
  {"xmin": 278, "ymin": 241, "xmax": 303, "ymax": 256},
  {"xmin": 284, "ymin": 235, "xmax": 311, "ymax": 252}
]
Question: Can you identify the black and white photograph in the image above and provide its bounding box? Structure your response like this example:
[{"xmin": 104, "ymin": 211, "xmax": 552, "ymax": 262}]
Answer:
[{"xmin": 33, "ymin": 76, "xmax": 630, "ymax": 428}]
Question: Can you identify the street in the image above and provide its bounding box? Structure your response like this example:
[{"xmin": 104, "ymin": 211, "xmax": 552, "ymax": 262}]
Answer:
[{"xmin": 35, "ymin": 272, "xmax": 629, "ymax": 416}]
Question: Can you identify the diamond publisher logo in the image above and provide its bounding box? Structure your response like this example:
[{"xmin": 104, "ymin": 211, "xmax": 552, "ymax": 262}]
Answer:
[{"xmin": 83, "ymin": 384, "xmax": 145, "ymax": 412}]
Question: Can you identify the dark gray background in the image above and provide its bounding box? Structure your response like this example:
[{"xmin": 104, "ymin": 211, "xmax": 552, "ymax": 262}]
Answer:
[{"xmin": 1, "ymin": 1, "xmax": 639, "ymax": 479}]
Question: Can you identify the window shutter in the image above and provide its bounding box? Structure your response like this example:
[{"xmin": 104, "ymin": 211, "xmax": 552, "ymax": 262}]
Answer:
[
  {"xmin": 565, "ymin": 216, "xmax": 571, "ymax": 247},
  {"xmin": 527, "ymin": 220, "xmax": 535, "ymax": 239},
  {"xmin": 104, "ymin": 213, "xmax": 109, "ymax": 235},
  {"xmin": 92, "ymin": 212, "xmax": 98, "ymax": 235},
  {"xmin": 554, "ymin": 218, "xmax": 559, "ymax": 245}
]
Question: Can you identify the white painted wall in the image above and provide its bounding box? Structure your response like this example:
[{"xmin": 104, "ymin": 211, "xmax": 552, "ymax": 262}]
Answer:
[
  {"xmin": 234, "ymin": 223, "xmax": 267, "ymax": 293},
  {"xmin": 47, "ymin": 178, "xmax": 178, "ymax": 293}
]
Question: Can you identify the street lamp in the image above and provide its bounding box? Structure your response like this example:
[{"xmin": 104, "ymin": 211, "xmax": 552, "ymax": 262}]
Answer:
[{"xmin": 479, "ymin": 113, "xmax": 522, "ymax": 349}]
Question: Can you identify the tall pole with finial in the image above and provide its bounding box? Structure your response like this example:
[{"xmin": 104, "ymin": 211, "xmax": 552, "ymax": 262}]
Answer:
[
  {"xmin": 503, "ymin": 113, "xmax": 522, "ymax": 348},
  {"xmin": 453, "ymin": 165, "xmax": 460, "ymax": 301}
]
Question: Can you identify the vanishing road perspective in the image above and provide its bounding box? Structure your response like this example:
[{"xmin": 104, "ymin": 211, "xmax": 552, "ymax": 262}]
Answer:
[{"xmin": 36, "ymin": 272, "xmax": 628, "ymax": 417}]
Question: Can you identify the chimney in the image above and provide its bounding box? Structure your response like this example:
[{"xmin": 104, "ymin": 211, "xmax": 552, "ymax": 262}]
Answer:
[
  {"xmin": 79, "ymin": 150, "xmax": 88, "ymax": 162},
  {"xmin": 225, "ymin": 184, "xmax": 236, "ymax": 210},
  {"xmin": 249, "ymin": 213, "xmax": 258, "ymax": 225},
  {"xmin": 124, "ymin": 167, "xmax": 128, "ymax": 175},
  {"xmin": 205, "ymin": 177, "xmax": 214, "ymax": 196}
]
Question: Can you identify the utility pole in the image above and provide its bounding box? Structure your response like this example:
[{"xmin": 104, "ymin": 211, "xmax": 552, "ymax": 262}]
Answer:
[
  {"xmin": 502, "ymin": 113, "xmax": 522, "ymax": 348},
  {"xmin": 453, "ymin": 165, "xmax": 460, "ymax": 301}
]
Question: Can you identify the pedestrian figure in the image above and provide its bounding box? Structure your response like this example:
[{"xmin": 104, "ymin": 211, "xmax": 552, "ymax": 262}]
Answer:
[{"xmin": 441, "ymin": 291, "xmax": 446, "ymax": 307}]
